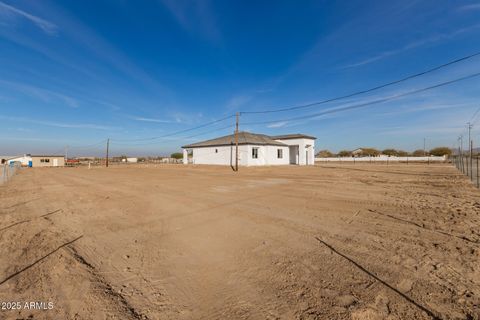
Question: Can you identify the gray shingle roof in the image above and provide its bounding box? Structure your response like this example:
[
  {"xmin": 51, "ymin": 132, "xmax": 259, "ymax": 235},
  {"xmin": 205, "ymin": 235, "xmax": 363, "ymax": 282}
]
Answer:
[
  {"xmin": 182, "ymin": 131, "xmax": 288, "ymax": 148},
  {"xmin": 31, "ymin": 155, "xmax": 65, "ymax": 157},
  {"xmin": 270, "ymin": 134, "xmax": 317, "ymax": 140}
]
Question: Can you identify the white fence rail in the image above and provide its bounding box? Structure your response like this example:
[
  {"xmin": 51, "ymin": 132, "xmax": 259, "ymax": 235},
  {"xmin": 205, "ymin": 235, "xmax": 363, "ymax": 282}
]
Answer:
[{"xmin": 315, "ymin": 155, "xmax": 447, "ymax": 163}]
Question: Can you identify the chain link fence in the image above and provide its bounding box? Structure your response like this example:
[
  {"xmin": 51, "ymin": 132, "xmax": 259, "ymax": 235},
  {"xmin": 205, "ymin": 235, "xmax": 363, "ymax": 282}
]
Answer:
[
  {"xmin": 452, "ymin": 155, "xmax": 479, "ymax": 188},
  {"xmin": 0, "ymin": 162, "xmax": 21, "ymax": 185}
]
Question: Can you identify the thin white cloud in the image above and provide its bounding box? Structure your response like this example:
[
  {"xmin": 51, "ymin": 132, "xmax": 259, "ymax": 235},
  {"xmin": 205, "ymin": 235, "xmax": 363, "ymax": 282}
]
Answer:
[
  {"xmin": 170, "ymin": 111, "xmax": 204, "ymax": 124},
  {"xmin": 267, "ymin": 121, "xmax": 288, "ymax": 128},
  {"xmin": 381, "ymin": 125, "xmax": 466, "ymax": 135},
  {"xmin": 0, "ymin": 79, "xmax": 78, "ymax": 108},
  {"xmin": 0, "ymin": 2, "xmax": 169, "ymax": 95},
  {"xmin": 380, "ymin": 101, "xmax": 476, "ymax": 117},
  {"xmin": 0, "ymin": 115, "xmax": 115, "ymax": 130},
  {"xmin": 345, "ymin": 23, "xmax": 480, "ymax": 68},
  {"xmin": 159, "ymin": 0, "xmax": 221, "ymax": 42},
  {"xmin": 0, "ymin": 1, "xmax": 58, "ymax": 35},
  {"xmin": 225, "ymin": 94, "xmax": 252, "ymax": 111},
  {"xmin": 458, "ymin": 4, "xmax": 480, "ymax": 11},
  {"xmin": 133, "ymin": 117, "xmax": 174, "ymax": 123}
]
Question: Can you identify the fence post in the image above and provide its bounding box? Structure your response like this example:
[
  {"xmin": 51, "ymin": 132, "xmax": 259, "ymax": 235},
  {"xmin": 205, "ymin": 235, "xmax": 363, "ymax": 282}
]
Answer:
[
  {"xmin": 477, "ymin": 156, "xmax": 479, "ymax": 188},
  {"xmin": 466, "ymin": 156, "xmax": 468, "ymax": 175}
]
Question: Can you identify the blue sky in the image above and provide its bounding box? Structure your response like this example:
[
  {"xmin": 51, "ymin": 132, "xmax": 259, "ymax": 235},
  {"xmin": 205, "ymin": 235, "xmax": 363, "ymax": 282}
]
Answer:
[{"xmin": 1, "ymin": 0, "xmax": 480, "ymax": 156}]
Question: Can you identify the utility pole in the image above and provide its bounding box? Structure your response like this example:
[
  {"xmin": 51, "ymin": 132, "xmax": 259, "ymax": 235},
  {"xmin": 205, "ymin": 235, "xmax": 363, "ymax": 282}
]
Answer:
[
  {"xmin": 423, "ymin": 137, "xmax": 426, "ymax": 156},
  {"xmin": 106, "ymin": 138, "xmax": 110, "ymax": 168},
  {"xmin": 65, "ymin": 145, "xmax": 69, "ymax": 160},
  {"xmin": 235, "ymin": 112, "xmax": 239, "ymax": 172}
]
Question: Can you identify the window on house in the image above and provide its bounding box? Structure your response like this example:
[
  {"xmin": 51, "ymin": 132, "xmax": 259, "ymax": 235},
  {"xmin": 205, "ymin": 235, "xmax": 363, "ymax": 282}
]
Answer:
[
  {"xmin": 40, "ymin": 159, "xmax": 44, "ymax": 163},
  {"xmin": 252, "ymin": 147, "xmax": 258, "ymax": 159},
  {"xmin": 277, "ymin": 149, "xmax": 283, "ymax": 159},
  {"xmin": 45, "ymin": 159, "xmax": 50, "ymax": 163},
  {"xmin": 215, "ymin": 149, "xmax": 218, "ymax": 153}
]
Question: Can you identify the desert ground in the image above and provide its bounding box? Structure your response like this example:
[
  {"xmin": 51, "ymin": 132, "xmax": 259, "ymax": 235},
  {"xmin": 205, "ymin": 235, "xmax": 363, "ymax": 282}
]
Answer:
[{"xmin": 0, "ymin": 163, "xmax": 479, "ymax": 320}]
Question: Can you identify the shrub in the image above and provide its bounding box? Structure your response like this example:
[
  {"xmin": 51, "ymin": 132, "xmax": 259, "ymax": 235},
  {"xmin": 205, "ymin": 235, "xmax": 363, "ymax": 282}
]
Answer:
[
  {"xmin": 429, "ymin": 147, "xmax": 452, "ymax": 156},
  {"xmin": 337, "ymin": 150, "xmax": 352, "ymax": 157},
  {"xmin": 359, "ymin": 148, "xmax": 380, "ymax": 157},
  {"xmin": 412, "ymin": 149, "xmax": 426, "ymax": 156},
  {"xmin": 316, "ymin": 150, "xmax": 333, "ymax": 157},
  {"xmin": 382, "ymin": 149, "xmax": 398, "ymax": 156},
  {"xmin": 170, "ymin": 152, "xmax": 183, "ymax": 159}
]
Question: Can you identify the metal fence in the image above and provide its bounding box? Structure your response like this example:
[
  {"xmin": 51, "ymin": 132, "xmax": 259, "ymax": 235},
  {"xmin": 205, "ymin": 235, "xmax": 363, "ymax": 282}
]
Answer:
[
  {"xmin": 452, "ymin": 155, "xmax": 479, "ymax": 188},
  {"xmin": 0, "ymin": 162, "xmax": 21, "ymax": 185},
  {"xmin": 315, "ymin": 155, "xmax": 447, "ymax": 164}
]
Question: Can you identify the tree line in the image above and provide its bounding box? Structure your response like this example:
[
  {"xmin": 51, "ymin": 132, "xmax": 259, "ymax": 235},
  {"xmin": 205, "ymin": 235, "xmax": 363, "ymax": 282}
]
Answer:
[{"xmin": 316, "ymin": 147, "xmax": 452, "ymax": 158}]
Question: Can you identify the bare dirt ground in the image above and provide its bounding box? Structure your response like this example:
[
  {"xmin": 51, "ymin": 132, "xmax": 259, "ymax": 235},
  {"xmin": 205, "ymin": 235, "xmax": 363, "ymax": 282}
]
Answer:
[{"xmin": 0, "ymin": 163, "xmax": 479, "ymax": 320}]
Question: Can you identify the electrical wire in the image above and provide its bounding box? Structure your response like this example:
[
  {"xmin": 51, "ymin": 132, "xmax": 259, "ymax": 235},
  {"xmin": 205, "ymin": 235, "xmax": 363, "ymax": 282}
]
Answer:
[
  {"xmin": 68, "ymin": 139, "xmax": 108, "ymax": 149},
  {"xmin": 110, "ymin": 115, "xmax": 235, "ymax": 142},
  {"xmin": 240, "ymin": 51, "xmax": 480, "ymax": 114},
  {"xmin": 470, "ymin": 107, "xmax": 480, "ymax": 126},
  {"xmin": 242, "ymin": 71, "xmax": 480, "ymax": 125},
  {"xmin": 110, "ymin": 124, "xmax": 234, "ymax": 146}
]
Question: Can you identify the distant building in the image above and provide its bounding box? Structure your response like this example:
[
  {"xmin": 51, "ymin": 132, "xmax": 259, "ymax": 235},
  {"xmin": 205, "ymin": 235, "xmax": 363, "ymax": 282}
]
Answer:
[
  {"xmin": 351, "ymin": 148, "xmax": 363, "ymax": 157},
  {"xmin": 31, "ymin": 155, "xmax": 65, "ymax": 167},
  {"xmin": 182, "ymin": 131, "xmax": 316, "ymax": 166},
  {"xmin": 6, "ymin": 155, "xmax": 32, "ymax": 166}
]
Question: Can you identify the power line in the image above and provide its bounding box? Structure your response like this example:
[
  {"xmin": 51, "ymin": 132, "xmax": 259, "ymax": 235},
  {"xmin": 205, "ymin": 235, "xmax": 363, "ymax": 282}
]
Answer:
[
  {"xmin": 110, "ymin": 124, "xmax": 234, "ymax": 146},
  {"xmin": 470, "ymin": 107, "xmax": 480, "ymax": 126},
  {"xmin": 240, "ymin": 51, "xmax": 480, "ymax": 114},
  {"xmin": 183, "ymin": 124, "xmax": 234, "ymax": 140},
  {"xmin": 242, "ymin": 71, "xmax": 480, "ymax": 125},
  {"xmin": 68, "ymin": 139, "xmax": 108, "ymax": 149},
  {"xmin": 110, "ymin": 115, "xmax": 235, "ymax": 143}
]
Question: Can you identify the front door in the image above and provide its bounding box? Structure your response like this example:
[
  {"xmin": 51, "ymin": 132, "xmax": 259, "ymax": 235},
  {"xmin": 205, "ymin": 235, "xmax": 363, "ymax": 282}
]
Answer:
[{"xmin": 53, "ymin": 158, "xmax": 58, "ymax": 167}]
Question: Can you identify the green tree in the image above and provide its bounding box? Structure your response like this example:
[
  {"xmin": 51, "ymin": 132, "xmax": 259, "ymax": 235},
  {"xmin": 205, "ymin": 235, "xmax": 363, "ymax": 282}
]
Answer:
[
  {"xmin": 337, "ymin": 150, "xmax": 352, "ymax": 157},
  {"xmin": 170, "ymin": 152, "xmax": 183, "ymax": 159},
  {"xmin": 316, "ymin": 150, "xmax": 333, "ymax": 157},
  {"xmin": 412, "ymin": 149, "xmax": 426, "ymax": 156},
  {"xmin": 429, "ymin": 147, "xmax": 452, "ymax": 156},
  {"xmin": 359, "ymin": 148, "xmax": 380, "ymax": 156},
  {"xmin": 396, "ymin": 150, "xmax": 409, "ymax": 157},
  {"xmin": 382, "ymin": 149, "xmax": 398, "ymax": 156}
]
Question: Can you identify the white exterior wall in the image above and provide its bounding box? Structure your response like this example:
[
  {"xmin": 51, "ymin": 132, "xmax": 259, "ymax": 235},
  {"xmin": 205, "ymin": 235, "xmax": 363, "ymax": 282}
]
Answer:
[
  {"xmin": 191, "ymin": 145, "xmax": 249, "ymax": 166},
  {"xmin": 274, "ymin": 138, "xmax": 315, "ymax": 165},
  {"xmin": 245, "ymin": 145, "xmax": 289, "ymax": 166},
  {"xmin": 187, "ymin": 144, "xmax": 290, "ymax": 166}
]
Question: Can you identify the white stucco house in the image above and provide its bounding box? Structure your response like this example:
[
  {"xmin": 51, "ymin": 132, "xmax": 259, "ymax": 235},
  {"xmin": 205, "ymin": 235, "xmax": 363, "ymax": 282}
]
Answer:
[{"xmin": 182, "ymin": 132, "xmax": 316, "ymax": 166}]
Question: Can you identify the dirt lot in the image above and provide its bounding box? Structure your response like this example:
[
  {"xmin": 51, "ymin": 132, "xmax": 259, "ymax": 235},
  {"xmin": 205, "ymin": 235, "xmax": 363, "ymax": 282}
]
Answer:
[{"xmin": 0, "ymin": 163, "xmax": 479, "ymax": 320}]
